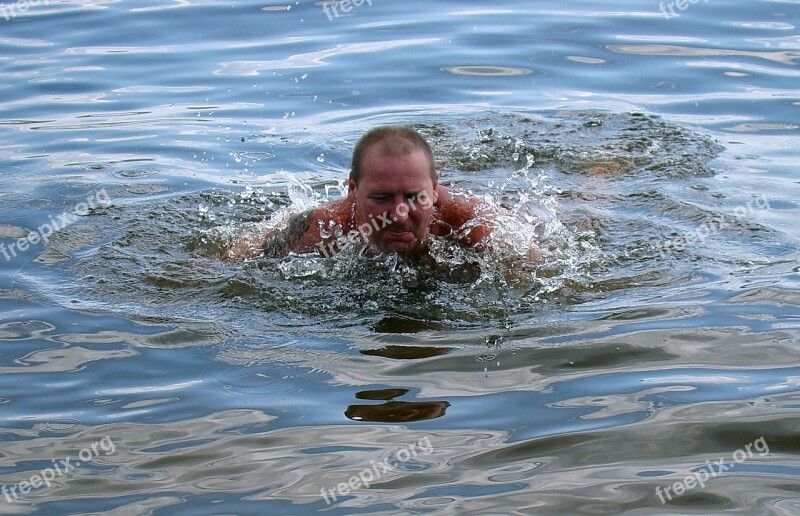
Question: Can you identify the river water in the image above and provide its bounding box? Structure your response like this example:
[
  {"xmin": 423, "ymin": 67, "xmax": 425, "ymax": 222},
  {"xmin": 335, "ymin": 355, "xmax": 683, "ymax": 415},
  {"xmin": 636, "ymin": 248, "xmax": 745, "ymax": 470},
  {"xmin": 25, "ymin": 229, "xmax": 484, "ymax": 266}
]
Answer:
[{"xmin": 1, "ymin": 0, "xmax": 799, "ymax": 514}]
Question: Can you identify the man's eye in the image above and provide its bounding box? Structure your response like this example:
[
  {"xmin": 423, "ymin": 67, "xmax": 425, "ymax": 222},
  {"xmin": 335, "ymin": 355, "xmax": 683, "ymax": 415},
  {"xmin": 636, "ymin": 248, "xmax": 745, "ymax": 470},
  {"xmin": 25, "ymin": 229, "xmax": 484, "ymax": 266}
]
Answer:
[{"xmin": 372, "ymin": 196, "xmax": 390, "ymax": 202}]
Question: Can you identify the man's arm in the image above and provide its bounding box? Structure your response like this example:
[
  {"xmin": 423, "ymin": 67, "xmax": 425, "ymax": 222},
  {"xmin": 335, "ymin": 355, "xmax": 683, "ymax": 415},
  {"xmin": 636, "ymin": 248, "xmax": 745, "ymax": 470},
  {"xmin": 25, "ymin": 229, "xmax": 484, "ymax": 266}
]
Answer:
[
  {"xmin": 262, "ymin": 210, "xmax": 317, "ymax": 257},
  {"xmin": 223, "ymin": 209, "xmax": 318, "ymax": 260}
]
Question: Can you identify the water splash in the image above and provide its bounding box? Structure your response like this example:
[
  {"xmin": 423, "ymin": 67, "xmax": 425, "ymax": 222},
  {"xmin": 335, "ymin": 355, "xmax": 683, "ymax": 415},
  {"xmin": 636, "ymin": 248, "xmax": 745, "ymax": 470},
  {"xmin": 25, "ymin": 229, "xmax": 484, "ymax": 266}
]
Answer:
[{"xmin": 42, "ymin": 111, "xmax": 742, "ymax": 333}]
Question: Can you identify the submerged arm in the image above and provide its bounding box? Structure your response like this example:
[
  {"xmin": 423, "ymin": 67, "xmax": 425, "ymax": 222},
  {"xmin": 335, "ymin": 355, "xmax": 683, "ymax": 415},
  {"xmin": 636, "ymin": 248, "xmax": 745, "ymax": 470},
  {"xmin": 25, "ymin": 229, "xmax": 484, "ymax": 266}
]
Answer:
[{"xmin": 223, "ymin": 209, "xmax": 318, "ymax": 261}]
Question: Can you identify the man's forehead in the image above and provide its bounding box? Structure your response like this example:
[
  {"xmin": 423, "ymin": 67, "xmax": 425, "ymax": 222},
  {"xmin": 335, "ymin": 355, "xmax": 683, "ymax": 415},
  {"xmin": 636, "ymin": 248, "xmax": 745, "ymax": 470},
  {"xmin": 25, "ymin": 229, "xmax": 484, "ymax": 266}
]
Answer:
[
  {"xmin": 361, "ymin": 148, "xmax": 431, "ymax": 180},
  {"xmin": 362, "ymin": 141, "xmax": 428, "ymax": 164},
  {"xmin": 359, "ymin": 174, "xmax": 431, "ymax": 193}
]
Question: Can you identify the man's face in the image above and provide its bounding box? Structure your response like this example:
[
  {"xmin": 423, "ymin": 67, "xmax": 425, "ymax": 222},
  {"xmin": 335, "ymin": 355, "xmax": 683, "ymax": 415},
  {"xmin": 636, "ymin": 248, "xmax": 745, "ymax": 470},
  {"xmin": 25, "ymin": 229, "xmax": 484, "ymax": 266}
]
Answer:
[{"xmin": 349, "ymin": 145, "xmax": 438, "ymax": 254}]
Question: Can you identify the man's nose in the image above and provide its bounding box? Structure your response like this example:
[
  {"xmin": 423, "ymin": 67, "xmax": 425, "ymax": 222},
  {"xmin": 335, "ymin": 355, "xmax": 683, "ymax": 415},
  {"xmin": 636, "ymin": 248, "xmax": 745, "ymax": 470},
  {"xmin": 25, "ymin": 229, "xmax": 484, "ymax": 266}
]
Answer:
[{"xmin": 392, "ymin": 198, "xmax": 410, "ymax": 223}]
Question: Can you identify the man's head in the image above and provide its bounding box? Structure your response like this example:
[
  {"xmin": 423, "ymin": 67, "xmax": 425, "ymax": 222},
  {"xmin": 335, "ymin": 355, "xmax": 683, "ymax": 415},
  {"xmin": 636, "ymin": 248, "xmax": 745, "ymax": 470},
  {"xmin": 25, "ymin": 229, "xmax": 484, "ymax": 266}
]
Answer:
[
  {"xmin": 348, "ymin": 126, "xmax": 439, "ymax": 254},
  {"xmin": 350, "ymin": 126, "xmax": 436, "ymax": 185}
]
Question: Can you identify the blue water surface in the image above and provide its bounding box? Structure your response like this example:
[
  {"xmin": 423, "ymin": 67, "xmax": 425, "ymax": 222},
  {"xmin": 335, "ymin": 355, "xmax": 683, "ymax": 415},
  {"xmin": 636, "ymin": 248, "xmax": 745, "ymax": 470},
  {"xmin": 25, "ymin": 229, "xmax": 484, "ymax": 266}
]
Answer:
[{"xmin": 1, "ymin": 0, "xmax": 799, "ymax": 514}]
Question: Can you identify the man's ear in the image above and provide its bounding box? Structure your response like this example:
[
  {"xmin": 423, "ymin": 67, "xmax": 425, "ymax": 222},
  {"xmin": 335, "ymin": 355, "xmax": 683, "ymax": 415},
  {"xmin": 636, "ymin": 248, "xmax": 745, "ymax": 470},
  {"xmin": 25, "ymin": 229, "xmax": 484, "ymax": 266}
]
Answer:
[
  {"xmin": 431, "ymin": 173, "xmax": 439, "ymax": 204},
  {"xmin": 348, "ymin": 175, "xmax": 357, "ymax": 194}
]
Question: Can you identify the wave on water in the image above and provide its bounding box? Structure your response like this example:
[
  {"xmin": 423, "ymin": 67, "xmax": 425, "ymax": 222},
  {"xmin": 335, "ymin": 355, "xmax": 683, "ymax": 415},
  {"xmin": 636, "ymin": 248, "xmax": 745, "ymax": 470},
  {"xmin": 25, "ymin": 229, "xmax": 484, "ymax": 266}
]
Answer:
[{"xmin": 25, "ymin": 110, "xmax": 762, "ymax": 334}]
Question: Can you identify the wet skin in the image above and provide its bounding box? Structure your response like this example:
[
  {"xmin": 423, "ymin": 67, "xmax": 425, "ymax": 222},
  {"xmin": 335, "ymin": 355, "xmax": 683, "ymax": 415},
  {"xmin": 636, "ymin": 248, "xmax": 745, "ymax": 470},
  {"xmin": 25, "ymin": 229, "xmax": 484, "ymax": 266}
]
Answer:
[
  {"xmin": 224, "ymin": 148, "xmax": 492, "ymax": 260},
  {"xmin": 349, "ymin": 146, "xmax": 438, "ymax": 255}
]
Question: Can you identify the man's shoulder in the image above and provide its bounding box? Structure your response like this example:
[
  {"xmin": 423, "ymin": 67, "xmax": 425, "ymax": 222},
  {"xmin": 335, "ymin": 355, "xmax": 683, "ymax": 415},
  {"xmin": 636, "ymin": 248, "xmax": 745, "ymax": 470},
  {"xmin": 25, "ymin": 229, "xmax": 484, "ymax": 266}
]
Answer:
[
  {"xmin": 262, "ymin": 210, "xmax": 316, "ymax": 257},
  {"xmin": 433, "ymin": 186, "xmax": 493, "ymax": 247},
  {"xmin": 263, "ymin": 199, "xmax": 351, "ymax": 257},
  {"xmin": 434, "ymin": 187, "xmax": 480, "ymax": 226}
]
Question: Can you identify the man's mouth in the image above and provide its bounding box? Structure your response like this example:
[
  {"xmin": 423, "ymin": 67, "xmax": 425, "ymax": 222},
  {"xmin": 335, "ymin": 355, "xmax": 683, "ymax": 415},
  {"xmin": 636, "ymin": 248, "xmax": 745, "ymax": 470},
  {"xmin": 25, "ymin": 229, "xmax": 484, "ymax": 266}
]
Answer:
[{"xmin": 383, "ymin": 227, "xmax": 415, "ymax": 244}]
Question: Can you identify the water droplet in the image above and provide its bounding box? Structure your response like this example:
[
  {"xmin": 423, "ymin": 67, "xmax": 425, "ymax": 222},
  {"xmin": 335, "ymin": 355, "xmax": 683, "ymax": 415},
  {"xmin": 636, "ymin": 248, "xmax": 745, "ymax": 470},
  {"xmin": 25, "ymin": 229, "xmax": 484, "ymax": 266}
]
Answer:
[{"xmin": 526, "ymin": 153, "xmax": 535, "ymax": 168}]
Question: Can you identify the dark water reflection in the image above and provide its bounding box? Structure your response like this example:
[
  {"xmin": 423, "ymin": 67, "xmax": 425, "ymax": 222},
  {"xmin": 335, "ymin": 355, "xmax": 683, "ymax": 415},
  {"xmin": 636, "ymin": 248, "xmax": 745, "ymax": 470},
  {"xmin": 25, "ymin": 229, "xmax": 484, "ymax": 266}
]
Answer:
[
  {"xmin": 361, "ymin": 344, "xmax": 452, "ymax": 359},
  {"xmin": 346, "ymin": 396, "xmax": 450, "ymax": 423}
]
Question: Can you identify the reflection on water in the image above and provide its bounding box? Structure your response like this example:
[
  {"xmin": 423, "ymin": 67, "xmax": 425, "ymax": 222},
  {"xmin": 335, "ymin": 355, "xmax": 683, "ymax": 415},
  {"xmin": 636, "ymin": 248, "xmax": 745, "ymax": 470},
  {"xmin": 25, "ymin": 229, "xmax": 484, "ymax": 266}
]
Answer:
[
  {"xmin": 2, "ymin": 105, "xmax": 798, "ymax": 513},
  {"xmin": 361, "ymin": 344, "xmax": 452, "ymax": 359},
  {"xmin": 346, "ymin": 390, "xmax": 450, "ymax": 423},
  {"xmin": 1, "ymin": 0, "xmax": 799, "ymax": 513},
  {"xmin": 442, "ymin": 65, "xmax": 533, "ymax": 76}
]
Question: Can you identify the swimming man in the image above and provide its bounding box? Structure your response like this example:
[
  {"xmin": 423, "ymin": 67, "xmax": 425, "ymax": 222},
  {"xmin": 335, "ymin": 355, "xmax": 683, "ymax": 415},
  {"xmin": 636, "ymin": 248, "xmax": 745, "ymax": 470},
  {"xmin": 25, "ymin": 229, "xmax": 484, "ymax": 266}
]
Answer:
[{"xmin": 224, "ymin": 126, "xmax": 493, "ymax": 260}]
